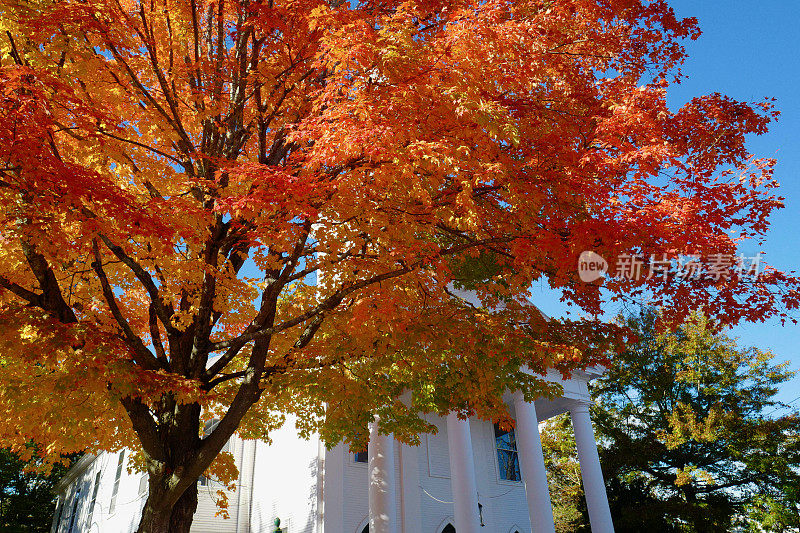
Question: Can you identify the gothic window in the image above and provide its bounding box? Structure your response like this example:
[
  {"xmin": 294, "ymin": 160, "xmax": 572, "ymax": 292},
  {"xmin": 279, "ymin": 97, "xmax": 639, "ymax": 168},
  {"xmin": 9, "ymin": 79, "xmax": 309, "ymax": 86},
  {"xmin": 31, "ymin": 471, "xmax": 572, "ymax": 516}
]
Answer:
[
  {"xmin": 494, "ymin": 422, "xmax": 521, "ymax": 481},
  {"xmin": 442, "ymin": 525, "xmax": 456, "ymax": 533}
]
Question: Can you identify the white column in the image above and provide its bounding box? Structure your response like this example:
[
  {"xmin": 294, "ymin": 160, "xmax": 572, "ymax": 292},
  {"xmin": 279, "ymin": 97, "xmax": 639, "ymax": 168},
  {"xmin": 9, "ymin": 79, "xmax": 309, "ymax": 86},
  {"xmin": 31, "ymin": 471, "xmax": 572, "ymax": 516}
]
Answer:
[
  {"xmin": 513, "ymin": 392, "xmax": 556, "ymax": 533},
  {"xmin": 399, "ymin": 390, "xmax": 422, "ymax": 531},
  {"xmin": 571, "ymin": 402, "xmax": 614, "ymax": 533},
  {"xmin": 369, "ymin": 416, "xmax": 398, "ymax": 533},
  {"xmin": 446, "ymin": 412, "xmax": 481, "ymax": 533}
]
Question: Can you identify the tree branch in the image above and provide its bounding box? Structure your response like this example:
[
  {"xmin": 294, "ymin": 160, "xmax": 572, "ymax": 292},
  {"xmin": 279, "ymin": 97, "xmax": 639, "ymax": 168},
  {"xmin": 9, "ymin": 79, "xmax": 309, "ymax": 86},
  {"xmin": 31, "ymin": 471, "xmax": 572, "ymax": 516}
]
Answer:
[
  {"xmin": 120, "ymin": 396, "xmax": 165, "ymax": 462},
  {"xmin": 0, "ymin": 274, "xmax": 41, "ymax": 305},
  {"xmin": 205, "ymin": 235, "xmax": 515, "ymax": 361},
  {"xmin": 91, "ymin": 239, "xmax": 162, "ymax": 371},
  {"xmin": 20, "ymin": 242, "xmax": 77, "ymax": 324},
  {"xmin": 98, "ymin": 234, "xmax": 177, "ymax": 335}
]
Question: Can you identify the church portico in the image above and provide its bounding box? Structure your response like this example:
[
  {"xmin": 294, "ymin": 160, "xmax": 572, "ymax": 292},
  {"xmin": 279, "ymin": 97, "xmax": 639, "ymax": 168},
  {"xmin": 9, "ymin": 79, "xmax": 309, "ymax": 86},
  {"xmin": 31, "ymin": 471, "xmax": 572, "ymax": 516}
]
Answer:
[
  {"xmin": 51, "ymin": 368, "xmax": 613, "ymax": 533},
  {"xmin": 362, "ymin": 368, "xmax": 614, "ymax": 533}
]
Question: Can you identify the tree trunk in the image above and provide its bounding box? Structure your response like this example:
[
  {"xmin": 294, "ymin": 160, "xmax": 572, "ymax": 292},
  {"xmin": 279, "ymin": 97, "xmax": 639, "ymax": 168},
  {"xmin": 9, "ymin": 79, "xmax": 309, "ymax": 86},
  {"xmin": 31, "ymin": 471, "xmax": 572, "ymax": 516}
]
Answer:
[
  {"xmin": 124, "ymin": 388, "xmax": 255, "ymax": 533},
  {"xmin": 133, "ymin": 399, "xmax": 203, "ymax": 533},
  {"xmin": 136, "ymin": 479, "xmax": 198, "ymax": 533}
]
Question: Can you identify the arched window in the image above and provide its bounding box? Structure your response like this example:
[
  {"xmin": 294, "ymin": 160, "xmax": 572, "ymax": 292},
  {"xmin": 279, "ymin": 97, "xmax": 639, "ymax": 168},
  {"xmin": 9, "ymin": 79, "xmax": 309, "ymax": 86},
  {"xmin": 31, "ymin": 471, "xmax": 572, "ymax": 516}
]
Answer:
[
  {"xmin": 442, "ymin": 525, "xmax": 456, "ymax": 533},
  {"xmin": 360, "ymin": 526, "xmax": 369, "ymax": 533}
]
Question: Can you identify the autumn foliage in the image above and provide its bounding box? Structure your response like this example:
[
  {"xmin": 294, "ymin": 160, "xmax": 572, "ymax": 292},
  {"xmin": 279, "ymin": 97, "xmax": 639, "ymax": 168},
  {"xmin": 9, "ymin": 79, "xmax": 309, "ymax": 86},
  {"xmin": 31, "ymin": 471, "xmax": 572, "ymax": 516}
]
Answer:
[{"xmin": 0, "ymin": 0, "xmax": 796, "ymax": 531}]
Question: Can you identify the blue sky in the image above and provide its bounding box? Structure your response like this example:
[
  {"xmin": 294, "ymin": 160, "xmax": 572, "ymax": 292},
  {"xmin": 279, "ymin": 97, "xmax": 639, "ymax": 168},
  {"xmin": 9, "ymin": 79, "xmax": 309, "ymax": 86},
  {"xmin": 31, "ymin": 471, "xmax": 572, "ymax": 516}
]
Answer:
[{"xmin": 533, "ymin": 0, "xmax": 800, "ymax": 410}]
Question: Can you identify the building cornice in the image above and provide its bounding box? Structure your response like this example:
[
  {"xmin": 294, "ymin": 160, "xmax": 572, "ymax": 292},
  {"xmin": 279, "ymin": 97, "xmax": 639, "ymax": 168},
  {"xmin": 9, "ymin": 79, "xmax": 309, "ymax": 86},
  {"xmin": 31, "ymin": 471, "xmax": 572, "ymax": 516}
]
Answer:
[{"xmin": 53, "ymin": 453, "xmax": 97, "ymax": 493}]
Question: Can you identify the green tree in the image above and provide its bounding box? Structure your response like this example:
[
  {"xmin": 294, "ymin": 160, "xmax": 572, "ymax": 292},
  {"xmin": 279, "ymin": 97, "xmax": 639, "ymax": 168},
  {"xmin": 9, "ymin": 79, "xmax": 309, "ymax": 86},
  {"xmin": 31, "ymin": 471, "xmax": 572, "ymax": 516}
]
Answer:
[
  {"xmin": 542, "ymin": 309, "xmax": 800, "ymax": 533},
  {"xmin": 540, "ymin": 418, "xmax": 583, "ymax": 533},
  {"xmin": 0, "ymin": 449, "xmax": 71, "ymax": 532}
]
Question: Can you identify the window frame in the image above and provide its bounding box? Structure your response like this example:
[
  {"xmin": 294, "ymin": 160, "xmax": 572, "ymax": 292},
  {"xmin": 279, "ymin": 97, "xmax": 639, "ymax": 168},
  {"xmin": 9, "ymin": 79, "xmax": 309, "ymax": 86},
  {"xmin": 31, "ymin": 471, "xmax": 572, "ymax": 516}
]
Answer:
[
  {"xmin": 493, "ymin": 422, "xmax": 522, "ymax": 483},
  {"xmin": 87, "ymin": 471, "xmax": 101, "ymax": 525},
  {"xmin": 108, "ymin": 450, "xmax": 125, "ymax": 514},
  {"xmin": 352, "ymin": 448, "xmax": 368, "ymax": 465}
]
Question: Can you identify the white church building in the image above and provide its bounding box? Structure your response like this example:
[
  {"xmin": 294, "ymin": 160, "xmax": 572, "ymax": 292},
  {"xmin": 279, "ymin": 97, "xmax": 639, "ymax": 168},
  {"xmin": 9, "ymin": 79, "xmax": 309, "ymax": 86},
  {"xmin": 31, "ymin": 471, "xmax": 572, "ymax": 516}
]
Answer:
[{"xmin": 51, "ymin": 368, "xmax": 614, "ymax": 533}]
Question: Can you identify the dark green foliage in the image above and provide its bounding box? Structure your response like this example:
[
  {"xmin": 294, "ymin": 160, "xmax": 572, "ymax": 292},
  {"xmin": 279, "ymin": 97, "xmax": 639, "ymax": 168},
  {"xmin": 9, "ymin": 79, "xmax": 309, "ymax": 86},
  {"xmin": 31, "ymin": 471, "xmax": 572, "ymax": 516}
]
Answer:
[
  {"xmin": 542, "ymin": 308, "xmax": 800, "ymax": 532},
  {"xmin": 0, "ymin": 449, "xmax": 71, "ymax": 532},
  {"xmin": 449, "ymin": 250, "xmax": 510, "ymax": 291}
]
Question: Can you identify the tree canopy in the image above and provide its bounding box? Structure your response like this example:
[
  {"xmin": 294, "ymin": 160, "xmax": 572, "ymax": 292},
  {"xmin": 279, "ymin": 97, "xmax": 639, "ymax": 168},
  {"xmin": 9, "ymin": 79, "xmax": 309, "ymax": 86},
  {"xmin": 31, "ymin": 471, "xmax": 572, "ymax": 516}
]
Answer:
[
  {"xmin": 0, "ymin": 0, "xmax": 797, "ymax": 531},
  {"xmin": 542, "ymin": 309, "xmax": 800, "ymax": 532},
  {"xmin": 0, "ymin": 448, "xmax": 72, "ymax": 533}
]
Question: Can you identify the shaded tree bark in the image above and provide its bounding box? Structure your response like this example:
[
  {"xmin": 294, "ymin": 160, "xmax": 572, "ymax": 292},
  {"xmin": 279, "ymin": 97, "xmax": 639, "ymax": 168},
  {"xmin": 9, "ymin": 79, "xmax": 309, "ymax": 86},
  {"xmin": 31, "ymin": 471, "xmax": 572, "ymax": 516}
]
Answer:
[{"xmin": 136, "ymin": 477, "xmax": 198, "ymax": 533}]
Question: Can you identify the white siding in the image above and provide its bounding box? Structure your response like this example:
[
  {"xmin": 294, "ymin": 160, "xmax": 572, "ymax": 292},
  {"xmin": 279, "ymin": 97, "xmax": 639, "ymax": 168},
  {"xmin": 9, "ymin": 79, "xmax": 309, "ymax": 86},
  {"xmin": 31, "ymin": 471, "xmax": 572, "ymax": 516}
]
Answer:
[
  {"xmin": 191, "ymin": 436, "xmax": 240, "ymax": 533},
  {"xmin": 341, "ymin": 442, "xmax": 369, "ymax": 533},
  {"xmin": 250, "ymin": 418, "xmax": 321, "ymax": 533},
  {"xmin": 417, "ymin": 414, "xmax": 455, "ymax": 532},
  {"xmin": 54, "ymin": 446, "xmax": 248, "ymax": 533},
  {"xmin": 425, "ymin": 416, "xmax": 451, "ymax": 479},
  {"xmin": 53, "ymin": 452, "xmax": 149, "ymax": 533},
  {"xmin": 472, "ymin": 418, "xmax": 530, "ymax": 533}
]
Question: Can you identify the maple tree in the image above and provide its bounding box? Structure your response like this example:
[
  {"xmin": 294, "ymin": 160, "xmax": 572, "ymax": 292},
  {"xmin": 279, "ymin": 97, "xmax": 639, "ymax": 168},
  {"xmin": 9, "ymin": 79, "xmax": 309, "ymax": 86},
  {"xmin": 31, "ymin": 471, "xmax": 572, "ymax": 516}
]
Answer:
[{"xmin": 0, "ymin": 0, "xmax": 797, "ymax": 531}]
